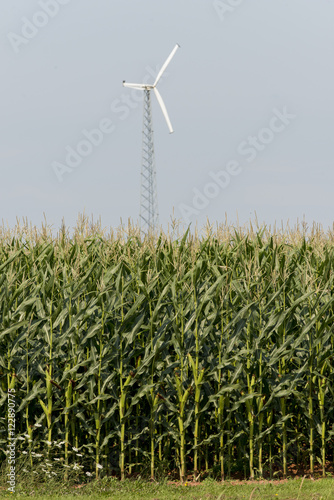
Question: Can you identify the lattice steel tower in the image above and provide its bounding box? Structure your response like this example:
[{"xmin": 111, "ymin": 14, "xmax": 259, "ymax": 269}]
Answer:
[
  {"xmin": 123, "ymin": 44, "xmax": 180, "ymax": 234},
  {"xmin": 140, "ymin": 90, "xmax": 159, "ymax": 233}
]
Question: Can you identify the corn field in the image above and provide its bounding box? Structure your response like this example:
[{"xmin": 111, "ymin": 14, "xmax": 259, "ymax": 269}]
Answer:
[{"xmin": 1, "ymin": 218, "xmax": 334, "ymax": 481}]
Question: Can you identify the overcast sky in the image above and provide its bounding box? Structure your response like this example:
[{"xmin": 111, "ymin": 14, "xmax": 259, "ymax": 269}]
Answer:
[{"xmin": 1, "ymin": 1, "xmax": 333, "ymax": 234}]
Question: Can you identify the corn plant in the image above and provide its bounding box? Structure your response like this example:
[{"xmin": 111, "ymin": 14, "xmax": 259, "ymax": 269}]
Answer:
[{"xmin": 0, "ymin": 218, "xmax": 334, "ymax": 481}]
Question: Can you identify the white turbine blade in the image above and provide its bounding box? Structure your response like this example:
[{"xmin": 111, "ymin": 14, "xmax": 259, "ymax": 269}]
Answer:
[
  {"xmin": 122, "ymin": 82, "xmax": 147, "ymax": 89},
  {"xmin": 154, "ymin": 87, "xmax": 173, "ymax": 134},
  {"xmin": 153, "ymin": 44, "xmax": 180, "ymax": 87}
]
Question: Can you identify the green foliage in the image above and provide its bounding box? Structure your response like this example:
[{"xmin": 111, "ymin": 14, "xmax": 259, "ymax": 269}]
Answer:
[{"xmin": 1, "ymin": 219, "xmax": 334, "ymax": 481}]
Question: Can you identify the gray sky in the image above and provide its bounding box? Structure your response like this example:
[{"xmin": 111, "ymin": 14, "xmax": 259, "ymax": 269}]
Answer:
[{"xmin": 1, "ymin": 0, "xmax": 334, "ymax": 233}]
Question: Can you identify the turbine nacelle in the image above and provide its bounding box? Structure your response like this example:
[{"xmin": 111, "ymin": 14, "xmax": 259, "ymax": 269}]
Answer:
[{"xmin": 122, "ymin": 44, "xmax": 180, "ymax": 134}]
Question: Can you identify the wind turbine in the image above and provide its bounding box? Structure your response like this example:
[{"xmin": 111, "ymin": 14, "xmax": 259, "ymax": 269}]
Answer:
[{"xmin": 123, "ymin": 44, "xmax": 180, "ymax": 234}]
